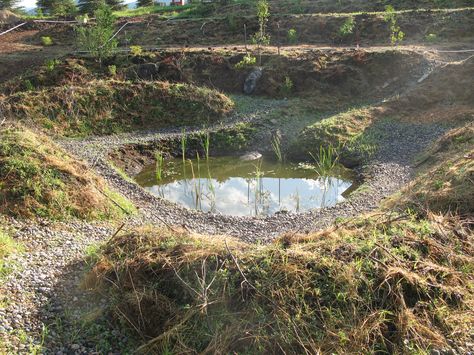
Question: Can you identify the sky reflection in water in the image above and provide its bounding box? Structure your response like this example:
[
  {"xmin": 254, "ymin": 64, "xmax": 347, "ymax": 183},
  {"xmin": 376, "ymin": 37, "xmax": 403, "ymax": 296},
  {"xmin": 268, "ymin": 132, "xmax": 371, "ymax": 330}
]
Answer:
[{"xmin": 135, "ymin": 156, "xmax": 353, "ymax": 217}]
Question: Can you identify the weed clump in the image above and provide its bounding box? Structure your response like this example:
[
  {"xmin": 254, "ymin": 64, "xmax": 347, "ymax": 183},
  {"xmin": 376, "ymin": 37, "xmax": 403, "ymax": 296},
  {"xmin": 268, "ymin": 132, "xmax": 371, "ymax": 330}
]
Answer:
[
  {"xmin": 90, "ymin": 211, "xmax": 474, "ymax": 353},
  {"xmin": 0, "ymin": 124, "xmax": 135, "ymax": 220}
]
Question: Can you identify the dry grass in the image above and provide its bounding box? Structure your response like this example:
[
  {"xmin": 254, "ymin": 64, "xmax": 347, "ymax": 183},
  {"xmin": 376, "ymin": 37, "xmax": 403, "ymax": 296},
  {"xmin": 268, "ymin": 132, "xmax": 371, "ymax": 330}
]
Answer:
[
  {"xmin": 388, "ymin": 123, "xmax": 474, "ymax": 215},
  {"xmin": 89, "ymin": 211, "xmax": 473, "ymax": 354},
  {"xmin": 0, "ymin": 123, "xmax": 135, "ymax": 220}
]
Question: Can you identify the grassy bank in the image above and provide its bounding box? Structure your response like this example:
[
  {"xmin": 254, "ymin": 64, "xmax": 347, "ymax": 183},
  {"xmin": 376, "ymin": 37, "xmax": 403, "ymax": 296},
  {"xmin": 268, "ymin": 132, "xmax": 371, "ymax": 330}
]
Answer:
[
  {"xmin": 88, "ymin": 209, "xmax": 473, "ymax": 353},
  {"xmin": 1, "ymin": 81, "xmax": 234, "ymax": 137},
  {"xmin": 0, "ymin": 125, "xmax": 135, "ymax": 220}
]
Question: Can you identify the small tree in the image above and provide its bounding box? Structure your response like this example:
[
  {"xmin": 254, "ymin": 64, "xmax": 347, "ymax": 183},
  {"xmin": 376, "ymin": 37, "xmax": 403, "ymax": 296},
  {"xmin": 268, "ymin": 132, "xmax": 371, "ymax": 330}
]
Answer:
[
  {"xmin": 37, "ymin": 0, "xmax": 77, "ymax": 16},
  {"xmin": 76, "ymin": 4, "xmax": 117, "ymax": 63},
  {"xmin": 383, "ymin": 5, "xmax": 404, "ymax": 45},
  {"xmin": 0, "ymin": 0, "xmax": 19, "ymax": 10},
  {"xmin": 78, "ymin": 0, "xmax": 123, "ymax": 14},
  {"xmin": 137, "ymin": 0, "xmax": 153, "ymax": 7},
  {"xmin": 252, "ymin": 0, "xmax": 270, "ymax": 65}
]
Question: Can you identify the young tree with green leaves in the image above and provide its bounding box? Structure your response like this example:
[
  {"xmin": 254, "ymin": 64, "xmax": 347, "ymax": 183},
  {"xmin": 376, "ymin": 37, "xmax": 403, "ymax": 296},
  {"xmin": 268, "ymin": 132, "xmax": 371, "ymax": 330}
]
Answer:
[
  {"xmin": 36, "ymin": 0, "xmax": 76, "ymax": 16},
  {"xmin": 78, "ymin": 0, "xmax": 124, "ymax": 15},
  {"xmin": 76, "ymin": 4, "xmax": 117, "ymax": 63},
  {"xmin": 383, "ymin": 5, "xmax": 404, "ymax": 45},
  {"xmin": 0, "ymin": 0, "xmax": 19, "ymax": 10},
  {"xmin": 137, "ymin": 0, "xmax": 153, "ymax": 8},
  {"xmin": 252, "ymin": 0, "xmax": 270, "ymax": 65}
]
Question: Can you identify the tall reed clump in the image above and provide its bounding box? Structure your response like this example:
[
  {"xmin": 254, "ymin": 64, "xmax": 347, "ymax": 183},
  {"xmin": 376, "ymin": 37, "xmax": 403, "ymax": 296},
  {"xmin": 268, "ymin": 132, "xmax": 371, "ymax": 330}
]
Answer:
[
  {"xmin": 271, "ymin": 134, "xmax": 283, "ymax": 163},
  {"xmin": 309, "ymin": 145, "xmax": 339, "ymax": 176},
  {"xmin": 155, "ymin": 152, "xmax": 164, "ymax": 181}
]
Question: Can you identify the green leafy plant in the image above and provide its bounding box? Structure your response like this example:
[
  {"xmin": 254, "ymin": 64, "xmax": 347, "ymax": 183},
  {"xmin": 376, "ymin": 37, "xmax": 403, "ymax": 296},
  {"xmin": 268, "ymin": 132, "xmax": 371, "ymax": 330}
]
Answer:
[
  {"xmin": 339, "ymin": 16, "xmax": 355, "ymax": 37},
  {"xmin": 107, "ymin": 64, "xmax": 117, "ymax": 76},
  {"xmin": 383, "ymin": 5, "xmax": 405, "ymax": 45},
  {"xmin": 75, "ymin": 4, "xmax": 118, "ymax": 63},
  {"xmin": 287, "ymin": 28, "xmax": 297, "ymax": 44},
  {"xmin": 425, "ymin": 33, "xmax": 438, "ymax": 42},
  {"xmin": 130, "ymin": 45, "xmax": 143, "ymax": 56},
  {"xmin": 280, "ymin": 76, "xmax": 293, "ymax": 96},
  {"xmin": 45, "ymin": 59, "xmax": 60, "ymax": 72},
  {"xmin": 235, "ymin": 53, "xmax": 257, "ymax": 69},
  {"xmin": 252, "ymin": 0, "xmax": 270, "ymax": 65},
  {"xmin": 24, "ymin": 79, "xmax": 34, "ymax": 91},
  {"xmin": 41, "ymin": 36, "xmax": 53, "ymax": 46}
]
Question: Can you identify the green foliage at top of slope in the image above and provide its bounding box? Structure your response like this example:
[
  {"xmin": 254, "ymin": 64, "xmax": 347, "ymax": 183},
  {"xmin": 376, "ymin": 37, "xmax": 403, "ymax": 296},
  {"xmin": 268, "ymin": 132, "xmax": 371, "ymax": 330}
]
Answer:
[
  {"xmin": 1, "ymin": 80, "xmax": 234, "ymax": 137},
  {"xmin": 89, "ymin": 210, "xmax": 474, "ymax": 354},
  {"xmin": 0, "ymin": 124, "xmax": 135, "ymax": 220}
]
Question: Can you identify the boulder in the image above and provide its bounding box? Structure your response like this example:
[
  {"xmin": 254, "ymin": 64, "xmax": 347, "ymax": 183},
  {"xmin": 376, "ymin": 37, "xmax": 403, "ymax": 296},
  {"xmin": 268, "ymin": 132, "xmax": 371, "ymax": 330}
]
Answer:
[
  {"xmin": 243, "ymin": 68, "xmax": 263, "ymax": 94},
  {"xmin": 240, "ymin": 152, "xmax": 262, "ymax": 161}
]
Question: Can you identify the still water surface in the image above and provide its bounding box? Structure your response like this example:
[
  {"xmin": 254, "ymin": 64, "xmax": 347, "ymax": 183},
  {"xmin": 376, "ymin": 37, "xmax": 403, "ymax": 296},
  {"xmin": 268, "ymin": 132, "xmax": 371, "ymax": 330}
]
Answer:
[{"xmin": 135, "ymin": 156, "xmax": 354, "ymax": 217}]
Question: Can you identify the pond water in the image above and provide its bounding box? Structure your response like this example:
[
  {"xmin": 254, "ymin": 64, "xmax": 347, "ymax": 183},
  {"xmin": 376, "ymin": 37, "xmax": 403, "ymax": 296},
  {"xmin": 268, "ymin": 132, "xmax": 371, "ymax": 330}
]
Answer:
[{"xmin": 135, "ymin": 156, "xmax": 354, "ymax": 217}]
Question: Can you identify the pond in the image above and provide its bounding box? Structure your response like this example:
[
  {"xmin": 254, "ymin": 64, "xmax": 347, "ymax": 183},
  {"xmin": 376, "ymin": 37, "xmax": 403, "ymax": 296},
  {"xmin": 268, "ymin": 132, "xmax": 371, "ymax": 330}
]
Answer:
[{"xmin": 135, "ymin": 156, "xmax": 354, "ymax": 217}]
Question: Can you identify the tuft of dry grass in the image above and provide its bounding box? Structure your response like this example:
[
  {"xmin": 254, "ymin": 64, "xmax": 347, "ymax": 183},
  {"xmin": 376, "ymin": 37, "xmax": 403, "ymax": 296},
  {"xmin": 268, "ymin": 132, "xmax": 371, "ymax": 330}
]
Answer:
[
  {"xmin": 89, "ymin": 211, "xmax": 473, "ymax": 354},
  {"xmin": 0, "ymin": 123, "xmax": 135, "ymax": 220}
]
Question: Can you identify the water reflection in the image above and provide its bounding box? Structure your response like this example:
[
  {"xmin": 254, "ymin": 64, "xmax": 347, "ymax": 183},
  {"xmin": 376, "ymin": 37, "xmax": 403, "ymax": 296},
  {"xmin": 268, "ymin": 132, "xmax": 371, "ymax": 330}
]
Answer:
[{"xmin": 135, "ymin": 156, "xmax": 353, "ymax": 217}]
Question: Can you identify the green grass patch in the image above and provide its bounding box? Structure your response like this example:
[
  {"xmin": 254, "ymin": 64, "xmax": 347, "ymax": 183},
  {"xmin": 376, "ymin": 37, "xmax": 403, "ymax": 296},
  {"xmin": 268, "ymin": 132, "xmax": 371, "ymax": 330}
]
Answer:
[{"xmin": 0, "ymin": 229, "xmax": 23, "ymax": 282}]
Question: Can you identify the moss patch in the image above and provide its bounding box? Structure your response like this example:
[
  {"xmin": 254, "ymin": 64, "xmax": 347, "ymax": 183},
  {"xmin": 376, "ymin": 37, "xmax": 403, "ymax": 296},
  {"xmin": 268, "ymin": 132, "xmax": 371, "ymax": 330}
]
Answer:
[
  {"xmin": 90, "ymin": 212, "xmax": 474, "ymax": 353},
  {"xmin": 0, "ymin": 124, "xmax": 135, "ymax": 220},
  {"xmin": 2, "ymin": 80, "xmax": 234, "ymax": 137}
]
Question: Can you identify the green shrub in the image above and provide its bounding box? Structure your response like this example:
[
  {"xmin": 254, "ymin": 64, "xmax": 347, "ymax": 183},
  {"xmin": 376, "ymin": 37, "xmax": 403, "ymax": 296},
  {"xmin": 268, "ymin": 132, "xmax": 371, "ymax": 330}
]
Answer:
[
  {"xmin": 280, "ymin": 76, "xmax": 293, "ymax": 96},
  {"xmin": 287, "ymin": 28, "xmax": 297, "ymax": 44},
  {"xmin": 75, "ymin": 4, "xmax": 117, "ymax": 63},
  {"xmin": 107, "ymin": 64, "xmax": 117, "ymax": 76},
  {"xmin": 130, "ymin": 45, "xmax": 143, "ymax": 56},
  {"xmin": 41, "ymin": 36, "xmax": 53, "ymax": 46},
  {"xmin": 338, "ymin": 16, "xmax": 355, "ymax": 37},
  {"xmin": 235, "ymin": 53, "xmax": 257, "ymax": 69}
]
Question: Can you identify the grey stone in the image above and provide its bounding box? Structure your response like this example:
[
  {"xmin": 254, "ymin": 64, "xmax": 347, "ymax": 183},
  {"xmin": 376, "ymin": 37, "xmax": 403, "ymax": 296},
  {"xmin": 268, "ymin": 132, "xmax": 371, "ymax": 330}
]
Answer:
[{"xmin": 244, "ymin": 68, "xmax": 263, "ymax": 94}]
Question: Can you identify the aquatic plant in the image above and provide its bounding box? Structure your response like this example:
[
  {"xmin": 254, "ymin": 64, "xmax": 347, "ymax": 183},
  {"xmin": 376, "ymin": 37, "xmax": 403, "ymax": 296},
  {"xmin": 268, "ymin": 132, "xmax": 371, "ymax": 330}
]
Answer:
[
  {"xmin": 202, "ymin": 131, "xmax": 210, "ymax": 161},
  {"xmin": 271, "ymin": 134, "xmax": 283, "ymax": 162},
  {"xmin": 309, "ymin": 145, "xmax": 339, "ymax": 176},
  {"xmin": 181, "ymin": 128, "xmax": 187, "ymax": 163},
  {"xmin": 154, "ymin": 151, "xmax": 164, "ymax": 181}
]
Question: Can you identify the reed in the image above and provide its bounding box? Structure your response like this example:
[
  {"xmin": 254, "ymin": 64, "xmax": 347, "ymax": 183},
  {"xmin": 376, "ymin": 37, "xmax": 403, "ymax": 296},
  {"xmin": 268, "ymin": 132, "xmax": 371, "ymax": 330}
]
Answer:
[
  {"xmin": 202, "ymin": 131, "xmax": 210, "ymax": 161},
  {"xmin": 181, "ymin": 128, "xmax": 187, "ymax": 163},
  {"xmin": 309, "ymin": 145, "xmax": 338, "ymax": 176},
  {"xmin": 154, "ymin": 151, "xmax": 164, "ymax": 181},
  {"xmin": 271, "ymin": 134, "xmax": 283, "ymax": 162}
]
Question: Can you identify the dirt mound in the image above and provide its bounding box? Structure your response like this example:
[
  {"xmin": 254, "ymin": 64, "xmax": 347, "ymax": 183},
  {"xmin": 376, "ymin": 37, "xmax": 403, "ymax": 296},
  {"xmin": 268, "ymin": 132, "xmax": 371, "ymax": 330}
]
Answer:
[
  {"xmin": 0, "ymin": 124, "xmax": 135, "ymax": 220},
  {"xmin": 0, "ymin": 10, "xmax": 19, "ymax": 25}
]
